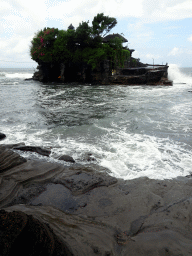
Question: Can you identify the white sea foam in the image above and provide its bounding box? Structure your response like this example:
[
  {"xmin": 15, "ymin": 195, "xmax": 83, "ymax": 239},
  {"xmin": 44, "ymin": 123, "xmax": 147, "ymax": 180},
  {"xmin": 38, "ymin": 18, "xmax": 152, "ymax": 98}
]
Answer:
[
  {"xmin": 1, "ymin": 114, "xmax": 192, "ymax": 181},
  {"xmin": 36, "ymin": 127, "xmax": 192, "ymax": 180},
  {"xmin": 99, "ymin": 131, "xmax": 192, "ymax": 180},
  {"xmin": 5, "ymin": 72, "xmax": 33, "ymax": 79},
  {"xmin": 0, "ymin": 72, "xmax": 6, "ymax": 77},
  {"xmin": 168, "ymin": 64, "xmax": 192, "ymax": 85}
]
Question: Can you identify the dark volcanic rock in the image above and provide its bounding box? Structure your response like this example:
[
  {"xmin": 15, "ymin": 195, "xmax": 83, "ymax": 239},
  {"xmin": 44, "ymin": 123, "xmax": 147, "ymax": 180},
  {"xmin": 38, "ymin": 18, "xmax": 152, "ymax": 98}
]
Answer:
[
  {"xmin": 24, "ymin": 78, "xmax": 33, "ymax": 81},
  {"xmin": 0, "ymin": 210, "xmax": 73, "ymax": 256},
  {"xmin": 82, "ymin": 153, "xmax": 96, "ymax": 162},
  {"xmin": 1, "ymin": 144, "xmax": 192, "ymax": 255},
  {"xmin": 0, "ymin": 210, "xmax": 27, "ymax": 255},
  {"xmin": 0, "ymin": 147, "xmax": 27, "ymax": 172},
  {"xmin": 53, "ymin": 166, "xmax": 117, "ymax": 195},
  {"xmin": 58, "ymin": 155, "xmax": 75, "ymax": 163},
  {"xmin": 0, "ymin": 143, "xmax": 25, "ymax": 149},
  {"xmin": 0, "ymin": 132, "xmax": 6, "ymax": 141},
  {"xmin": 13, "ymin": 146, "xmax": 51, "ymax": 157},
  {"xmin": 31, "ymin": 184, "xmax": 80, "ymax": 213},
  {"xmin": 32, "ymin": 67, "xmax": 45, "ymax": 82},
  {"xmin": 9, "ymin": 184, "xmax": 47, "ymax": 206}
]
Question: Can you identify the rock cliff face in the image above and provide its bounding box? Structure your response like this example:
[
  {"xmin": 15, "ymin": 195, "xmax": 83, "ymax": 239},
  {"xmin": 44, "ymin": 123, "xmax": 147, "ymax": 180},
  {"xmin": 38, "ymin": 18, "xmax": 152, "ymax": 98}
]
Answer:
[
  {"xmin": 32, "ymin": 61, "xmax": 172, "ymax": 85},
  {"xmin": 1, "ymin": 142, "xmax": 192, "ymax": 255},
  {"xmin": 33, "ymin": 60, "xmax": 112, "ymax": 84}
]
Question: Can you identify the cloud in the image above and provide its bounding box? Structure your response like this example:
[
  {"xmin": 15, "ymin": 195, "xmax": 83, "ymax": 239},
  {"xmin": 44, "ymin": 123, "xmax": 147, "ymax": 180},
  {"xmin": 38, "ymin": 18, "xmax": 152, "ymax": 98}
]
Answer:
[
  {"xmin": 1, "ymin": 0, "xmax": 192, "ymax": 36},
  {"xmin": 1, "ymin": 0, "xmax": 47, "ymax": 37},
  {"xmin": 46, "ymin": 0, "xmax": 144, "ymax": 28},
  {"xmin": 188, "ymin": 35, "xmax": 192, "ymax": 42},
  {"xmin": 141, "ymin": 0, "xmax": 192, "ymax": 22},
  {"xmin": 0, "ymin": 35, "xmax": 33, "ymax": 58},
  {"xmin": 163, "ymin": 25, "xmax": 181, "ymax": 30},
  {"xmin": 0, "ymin": 1, "xmax": 12, "ymax": 15},
  {"xmin": 0, "ymin": 0, "xmax": 145, "ymax": 67},
  {"xmin": 1, "ymin": 0, "xmax": 192, "ymax": 33},
  {"xmin": 168, "ymin": 47, "xmax": 180, "ymax": 56},
  {"xmin": 145, "ymin": 53, "xmax": 161, "ymax": 59},
  {"xmin": 1, "ymin": 0, "xmax": 192, "ymax": 67},
  {"xmin": 45, "ymin": 0, "xmax": 192, "ymax": 25}
]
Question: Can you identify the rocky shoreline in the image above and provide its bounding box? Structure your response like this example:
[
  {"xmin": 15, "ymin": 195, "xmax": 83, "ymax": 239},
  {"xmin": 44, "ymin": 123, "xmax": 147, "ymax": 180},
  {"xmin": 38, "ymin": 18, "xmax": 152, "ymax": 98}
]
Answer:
[
  {"xmin": 1, "ymin": 133, "xmax": 192, "ymax": 255},
  {"xmin": 32, "ymin": 64, "xmax": 173, "ymax": 86}
]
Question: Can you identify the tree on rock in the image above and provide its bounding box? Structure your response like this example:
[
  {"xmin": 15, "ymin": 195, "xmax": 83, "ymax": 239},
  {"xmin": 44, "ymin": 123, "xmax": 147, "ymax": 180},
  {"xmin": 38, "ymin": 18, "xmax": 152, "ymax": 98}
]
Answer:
[
  {"xmin": 30, "ymin": 13, "xmax": 130, "ymax": 82},
  {"xmin": 92, "ymin": 13, "xmax": 117, "ymax": 38},
  {"xmin": 30, "ymin": 27, "xmax": 60, "ymax": 64}
]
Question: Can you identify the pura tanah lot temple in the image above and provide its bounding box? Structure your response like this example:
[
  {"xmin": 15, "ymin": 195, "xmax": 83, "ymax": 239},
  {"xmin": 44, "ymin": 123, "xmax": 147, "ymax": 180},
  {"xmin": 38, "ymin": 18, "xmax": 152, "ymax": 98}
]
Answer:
[{"xmin": 33, "ymin": 33, "xmax": 172, "ymax": 86}]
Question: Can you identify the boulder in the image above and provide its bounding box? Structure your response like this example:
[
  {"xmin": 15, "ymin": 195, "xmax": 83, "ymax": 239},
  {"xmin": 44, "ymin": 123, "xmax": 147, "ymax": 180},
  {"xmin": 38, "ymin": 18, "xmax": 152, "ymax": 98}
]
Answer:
[
  {"xmin": 82, "ymin": 153, "xmax": 96, "ymax": 162},
  {"xmin": 0, "ymin": 133, "xmax": 6, "ymax": 141},
  {"xmin": 13, "ymin": 146, "xmax": 51, "ymax": 157},
  {"xmin": 58, "ymin": 155, "xmax": 75, "ymax": 163}
]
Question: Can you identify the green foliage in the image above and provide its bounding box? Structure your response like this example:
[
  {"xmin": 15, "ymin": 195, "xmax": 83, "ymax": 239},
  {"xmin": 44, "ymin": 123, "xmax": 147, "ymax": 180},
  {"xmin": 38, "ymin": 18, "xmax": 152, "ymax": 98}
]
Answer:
[
  {"xmin": 92, "ymin": 13, "xmax": 117, "ymax": 37},
  {"xmin": 131, "ymin": 58, "xmax": 137, "ymax": 67},
  {"xmin": 52, "ymin": 30, "xmax": 72, "ymax": 63},
  {"xmin": 75, "ymin": 21, "xmax": 92, "ymax": 47},
  {"xmin": 30, "ymin": 27, "xmax": 59, "ymax": 63},
  {"xmin": 105, "ymin": 37, "xmax": 130, "ymax": 68},
  {"xmin": 113, "ymin": 38, "xmax": 130, "ymax": 67},
  {"xmin": 30, "ymin": 14, "xmax": 129, "ymax": 70}
]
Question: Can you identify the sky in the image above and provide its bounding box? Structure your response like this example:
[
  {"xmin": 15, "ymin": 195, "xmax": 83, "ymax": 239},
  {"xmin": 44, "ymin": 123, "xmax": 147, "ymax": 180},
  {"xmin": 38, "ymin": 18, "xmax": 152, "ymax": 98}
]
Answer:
[{"xmin": 0, "ymin": 0, "xmax": 192, "ymax": 68}]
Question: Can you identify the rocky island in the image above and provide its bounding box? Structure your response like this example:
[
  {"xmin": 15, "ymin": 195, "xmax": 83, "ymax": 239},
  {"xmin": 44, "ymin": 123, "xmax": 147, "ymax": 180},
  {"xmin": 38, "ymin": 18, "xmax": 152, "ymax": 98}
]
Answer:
[
  {"xmin": 1, "ymin": 132, "xmax": 192, "ymax": 255},
  {"xmin": 30, "ymin": 13, "xmax": 172, "ymax": 86}
]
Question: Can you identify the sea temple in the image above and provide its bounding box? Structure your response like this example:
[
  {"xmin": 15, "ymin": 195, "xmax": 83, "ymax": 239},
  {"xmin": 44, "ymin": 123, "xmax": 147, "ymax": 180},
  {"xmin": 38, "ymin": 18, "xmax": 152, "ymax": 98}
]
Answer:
[{"xmin": 30, "ymin": 14, "xmax": 172, "ymax": 85}]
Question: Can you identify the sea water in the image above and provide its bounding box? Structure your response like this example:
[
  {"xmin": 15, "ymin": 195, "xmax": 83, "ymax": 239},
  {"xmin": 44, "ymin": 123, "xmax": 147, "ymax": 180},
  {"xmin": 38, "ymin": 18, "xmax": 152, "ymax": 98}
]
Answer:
[{"xmin": 0, "ymin": 65, "xmax": 192, "ymax": 180}]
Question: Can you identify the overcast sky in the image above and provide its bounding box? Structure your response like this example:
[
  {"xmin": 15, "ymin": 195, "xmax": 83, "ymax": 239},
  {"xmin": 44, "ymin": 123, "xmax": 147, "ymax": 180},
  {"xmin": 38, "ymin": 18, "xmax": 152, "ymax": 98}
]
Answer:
[{"xmin": 0, "ymin": 0, "xmax": 192, "ymax": 68}]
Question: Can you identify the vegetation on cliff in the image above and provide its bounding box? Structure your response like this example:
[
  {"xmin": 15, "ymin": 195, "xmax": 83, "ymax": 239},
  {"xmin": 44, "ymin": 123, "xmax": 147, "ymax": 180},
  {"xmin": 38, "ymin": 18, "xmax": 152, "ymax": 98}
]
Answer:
[{"xmin": 30, "ymin": 13, "xmax": 130, "ymax": 70}]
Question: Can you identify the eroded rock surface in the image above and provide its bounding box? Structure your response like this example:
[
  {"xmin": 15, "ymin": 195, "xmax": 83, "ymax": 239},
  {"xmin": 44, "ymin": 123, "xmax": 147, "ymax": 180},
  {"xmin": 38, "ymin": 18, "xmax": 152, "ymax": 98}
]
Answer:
[
  {"xmin": 0, "ymin": 210, "xmax": 73, "ymax": 256},
  {"xmin": 0, "ymin": 147, "xmax": 27, "ymax": 172},
  {"xmin": 1, "ymin": 146, "xmax": 192, "ymax": 255},
  {"xmin": 13, "ymin": 145, "xmax": 51, "ymax": 157},
  {"xmin": 53, "ymin": 166, "xmax": 117, "ymax": 195}
]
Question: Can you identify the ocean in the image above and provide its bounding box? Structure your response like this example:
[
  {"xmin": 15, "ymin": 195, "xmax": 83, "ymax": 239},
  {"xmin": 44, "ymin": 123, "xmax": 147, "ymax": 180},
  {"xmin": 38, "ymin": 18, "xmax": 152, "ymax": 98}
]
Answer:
[{"xmin": 0, "ymin": 65, "xmax": 192, "ymax": 180}]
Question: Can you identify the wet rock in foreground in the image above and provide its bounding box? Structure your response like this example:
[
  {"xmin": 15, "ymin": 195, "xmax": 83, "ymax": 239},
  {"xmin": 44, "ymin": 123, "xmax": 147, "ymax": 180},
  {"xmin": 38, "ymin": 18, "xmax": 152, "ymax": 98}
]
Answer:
[
  {"xmin": 0, "ymin": 210, "xmax": 73, "ymax": 256},
  {"xmin": 0, "ymin": 147, "xmax": 27, "ymax": 172},
  {"xmin": 58, "ymin": 155, "xmax": 75, "ymax": 163},
  {"xmin": 0, "ymin": 142, "xmax": 25, "ymax": 149},
  {"xmin": 53, "ymin": 166, "xmax": 117, "ymax": 195},
  {"xmin": 13, "ymin": 145, "xmax": 51, "ymax": 157},
  {"xmin": 1, "ymin": 146, "xmax": 192, "ymax": 255}
]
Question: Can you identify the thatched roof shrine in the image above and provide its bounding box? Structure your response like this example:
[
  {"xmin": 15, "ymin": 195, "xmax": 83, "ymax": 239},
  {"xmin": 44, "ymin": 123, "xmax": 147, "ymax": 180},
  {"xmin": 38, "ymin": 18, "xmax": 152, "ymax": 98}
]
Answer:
[{"xmin": 102, "ymin": 33, "xmax": 128, "ymax": 43}]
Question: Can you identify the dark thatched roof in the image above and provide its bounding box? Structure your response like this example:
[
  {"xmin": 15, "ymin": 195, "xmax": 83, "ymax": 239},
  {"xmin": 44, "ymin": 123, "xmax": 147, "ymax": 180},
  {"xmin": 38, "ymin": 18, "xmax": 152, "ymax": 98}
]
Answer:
[{"xmin": 102, "ymin": 33, "xmax": 128, "ymax": 43}]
